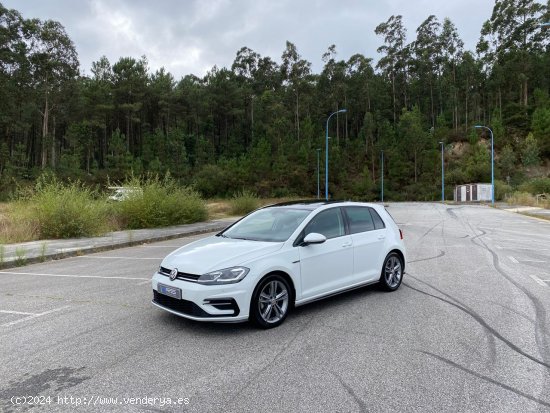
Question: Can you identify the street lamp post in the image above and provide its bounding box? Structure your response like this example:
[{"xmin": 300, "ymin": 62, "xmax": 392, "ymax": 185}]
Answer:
[
  {"xmin": 380, "ymin": 150, "xmax": 384, "ymax": 203},
  {"xmin": 325, "ymin": 109, "xmax": 347, "ymax": 200},
  {"xmin": 316, "ymin": 148, "xmax": 321, "ymax": 199},
  {"xmin": 439, "ymin": 141, "xmax": 445, "ymax": 202},
  {"xmin": 474, "ymin": 125, "xmax": 494, "ymax": 206}
]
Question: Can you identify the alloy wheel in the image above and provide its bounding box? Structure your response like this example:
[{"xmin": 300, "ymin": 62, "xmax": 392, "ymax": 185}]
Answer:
[
  {"xmin": 384, "ymin": 255, "xmax": 402, "ymax": 289},
  {"xmin": 258, "ymin": 280, "xmax": 289, "ymax": 324}
]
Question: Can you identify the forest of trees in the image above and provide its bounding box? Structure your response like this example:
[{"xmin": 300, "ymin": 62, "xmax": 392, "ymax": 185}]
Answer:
[{"xmin": 1, "ymin": 0, "xmax": 549, "ymax": 200}]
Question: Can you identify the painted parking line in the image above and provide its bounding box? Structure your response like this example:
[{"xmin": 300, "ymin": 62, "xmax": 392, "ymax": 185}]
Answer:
[
  {"xmin": 0, "ymin": 271, "xmax": 148, "ymax": 281},
  {"xmin": 497, "ymin": 246, "xmax": 549, "ymax": 251},
  {"xmin": 480, "ymin": 227, "xmax": 550, "ymax": 237},
  {"xmin": 0, "ymin": 310, "xmax": 35, "ymax": 316},
  {"xmin": 137, "ymin": 245, "xmax": 182, "ymax": 248},
  {"xmin": 77, "ymin": 256, "xmax": 160, "ymax": 260},
  {"xmin": 0, "ymin": 306, "xmax": 70, "ymax": 327},
  {"xmin": 504, "ymin": 256, "xmax": 546, "ymax": 264},
  {"xmin": 529, "ymin": 275, "xmax": 548, "ymax": 287}
]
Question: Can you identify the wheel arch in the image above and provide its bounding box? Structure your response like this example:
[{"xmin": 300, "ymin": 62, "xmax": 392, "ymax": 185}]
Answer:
[
  {"xmin": 388, "ymin": 249, "xmax": 405, "ymax": 273},
  {"xmin": 253, "ymin": 270, "xmax": 297, "ymax": 307}
]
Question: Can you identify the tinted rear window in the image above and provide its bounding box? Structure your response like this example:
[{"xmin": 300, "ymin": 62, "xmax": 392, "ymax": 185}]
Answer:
[
  {"xmin": 345, "ymin": 207, "xmax": 375, "ymax": 234},
  {"xmin": 369, "ymin": 208, "xmax": 386, "ymax": 230}
]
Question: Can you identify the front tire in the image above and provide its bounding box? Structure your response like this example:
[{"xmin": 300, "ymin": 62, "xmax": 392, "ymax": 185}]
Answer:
[
  {"xmin": 250, "ymin": 274, "xmax": 291, "ymax": 329},
  {"xmin": 379, "ymin": 252, "xmax": 404, "ymax": 291}
]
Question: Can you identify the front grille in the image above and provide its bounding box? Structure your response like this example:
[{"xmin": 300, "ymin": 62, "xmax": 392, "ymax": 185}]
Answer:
[
  {"xmin": 153, "ymin": 291, "xmax": 240, "ymax": 318},
  {"xmin": 153, "ymin": 290, "xmax": 210, "ymax": 317},
  {"xmin": 159, "ymin": 266, "xmax": 201, "ymax": 282}
]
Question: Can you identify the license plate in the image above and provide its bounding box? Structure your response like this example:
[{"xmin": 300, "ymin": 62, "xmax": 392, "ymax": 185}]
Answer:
[{"xmin": 158, "ymin": 283, "xmax": 182, "ymax": 300}]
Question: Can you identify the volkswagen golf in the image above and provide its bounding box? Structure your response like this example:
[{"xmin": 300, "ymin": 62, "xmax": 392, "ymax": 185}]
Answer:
[{"xmin": 151, "ymin": 201, "xmax": 406, "ymax": 328}]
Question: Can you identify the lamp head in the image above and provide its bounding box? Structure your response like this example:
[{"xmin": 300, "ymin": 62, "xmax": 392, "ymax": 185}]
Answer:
[{"xmin": 339, "ymin": 109, "xmax": 347, "ymax": 113}]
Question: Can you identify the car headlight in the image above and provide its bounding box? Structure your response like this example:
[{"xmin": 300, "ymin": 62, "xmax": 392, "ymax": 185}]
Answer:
[{"xmin": 198, "ymin": 266, "xmax": 249, "ymax": 285}]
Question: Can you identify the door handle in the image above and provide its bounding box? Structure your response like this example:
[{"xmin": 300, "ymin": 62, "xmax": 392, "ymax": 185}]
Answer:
[
  {"xmin": 377, "ymin": 235, "xmax": 386, "ymax": 240},
  {"xmin": 341, "ymin": 242, "xmax": 352, "ymax": 248}
]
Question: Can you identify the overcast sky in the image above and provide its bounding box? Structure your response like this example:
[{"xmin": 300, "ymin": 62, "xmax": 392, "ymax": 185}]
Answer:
[{"xmin": 6, "ymin": 0, "xmax": 497, "ymax": 79}]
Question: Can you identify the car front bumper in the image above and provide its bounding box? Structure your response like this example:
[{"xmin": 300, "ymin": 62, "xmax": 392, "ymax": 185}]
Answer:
[{"xmin": 151, "ymin": 272, "xmax": 250, "ymax": 322}]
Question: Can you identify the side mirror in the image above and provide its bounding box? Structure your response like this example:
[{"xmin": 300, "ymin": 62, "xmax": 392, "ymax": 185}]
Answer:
[{"xmin": 302, "ymin": 232, "xmax": 327, "ymax": 246}]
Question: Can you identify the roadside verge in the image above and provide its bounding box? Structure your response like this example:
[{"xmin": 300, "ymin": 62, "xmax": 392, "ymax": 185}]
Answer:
[{"xmin": 0, "ymin": 218, "xmax": 237, "ymax": 270}]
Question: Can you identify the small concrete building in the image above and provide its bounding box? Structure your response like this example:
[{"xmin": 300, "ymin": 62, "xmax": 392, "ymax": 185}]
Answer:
[{"xmin": 454, "ymin": 183, "xmax": 492, "ymax": 202}]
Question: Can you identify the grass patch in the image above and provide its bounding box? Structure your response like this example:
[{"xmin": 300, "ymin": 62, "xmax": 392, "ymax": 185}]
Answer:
[
  {"xmin": 230, "ymin": 190, "xmax": 260, "ymax": 215},
  {"xmin": 506, "ymin": 191, "xmax": 550, "ymax": 209},
  {"xmin": 206, "ymin": 200, "xmax": 233, "ymax": 219},
  {"xmin": 14, "ymin": 247, "xmax": 26, "ymax": 266},
  {"xmin": 0, "ymin": 202, "xmax": 39, "ymax": 243},
  {"xmin": 39, "ymin": 242, "xmax": 47, "ymax": 262},
  {"xmin": 114, "ymin": 175, "xmax": 208, "ymax": 229},
  {"xmin": 28, "ymin": 175, "xmax": 111, "ymax": 239},
  {"xmin": 1, "ymin": 174, "xmax": 110, "ymax": 242}
]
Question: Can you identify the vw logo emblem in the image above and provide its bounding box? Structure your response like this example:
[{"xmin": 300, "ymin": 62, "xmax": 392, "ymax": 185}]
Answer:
[{"xmin": 169, "ymin": 268, "xmax": 178, "ymax": 281}]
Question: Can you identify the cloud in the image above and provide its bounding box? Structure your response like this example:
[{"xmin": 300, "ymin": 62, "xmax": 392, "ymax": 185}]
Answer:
[{"xmin": 3, "ymin": 0, "xmax": 496, "ymax": 79}]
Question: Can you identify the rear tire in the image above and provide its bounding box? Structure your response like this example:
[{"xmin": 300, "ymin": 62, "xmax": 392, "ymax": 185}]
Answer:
[
  {"xmin": 250, "ymin": 274, "xmax": 291, "ymax": 329},
  {"xmin": 379, "ymin": 252, "xmax": 403, "ymax": 291}
]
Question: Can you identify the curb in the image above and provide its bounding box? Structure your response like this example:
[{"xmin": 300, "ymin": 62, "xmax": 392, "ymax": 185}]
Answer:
[
  {"xmin": 493, "ymin": 205, "xmax": 550, "ymax": 224},
  {"xmin": 0, "ymin": 223, "xmax": 230, "ymax": 271}
]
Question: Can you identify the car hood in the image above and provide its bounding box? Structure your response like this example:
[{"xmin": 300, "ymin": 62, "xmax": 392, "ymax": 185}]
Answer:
[{"xmin": 161, "ymin": 236, "xmax": 284, "ymax": 274}]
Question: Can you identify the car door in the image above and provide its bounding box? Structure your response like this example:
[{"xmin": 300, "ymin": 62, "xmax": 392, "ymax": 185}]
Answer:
[
  {"xmin": 344, "ymin": 206, "xmax": 387, "ymax": 283},
  {"xmin": 298, "ymin": 207, "xmax": 354, "ymax": 300}
]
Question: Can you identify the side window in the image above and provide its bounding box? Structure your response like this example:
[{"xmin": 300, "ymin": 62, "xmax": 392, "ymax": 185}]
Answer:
[
  {"xmin": 369, "ymin": 208, "xmax": 386, "ymax": 230},
  {"xmin": 345, "ymin": 207, "xmax": 374, "ymax": 234},
  {"xmin": 304, "ymin": 208, "xmax": 345, "ymax": 239}
]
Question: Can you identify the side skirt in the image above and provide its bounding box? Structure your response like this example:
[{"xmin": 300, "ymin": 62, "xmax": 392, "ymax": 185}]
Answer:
[{"xmin": 294, "ymin": 279, "xmax": 380, "ymax": 308}]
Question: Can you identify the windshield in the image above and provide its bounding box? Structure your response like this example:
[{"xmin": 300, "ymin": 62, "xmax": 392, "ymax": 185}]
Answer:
[{"xmin": 221, "ymin": 208, "xmax": 311, "ymax": 242}]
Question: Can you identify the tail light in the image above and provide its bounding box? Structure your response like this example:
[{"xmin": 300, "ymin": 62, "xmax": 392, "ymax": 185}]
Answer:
[{"xmin": 399, "ymin": 229, "xmax": 403, "ymax": 240}]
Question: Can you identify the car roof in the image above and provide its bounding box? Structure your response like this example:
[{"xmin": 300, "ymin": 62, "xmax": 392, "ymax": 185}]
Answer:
[{"xmin": 263, "ymin": 200, "xmax": 379, "ymax": 211}]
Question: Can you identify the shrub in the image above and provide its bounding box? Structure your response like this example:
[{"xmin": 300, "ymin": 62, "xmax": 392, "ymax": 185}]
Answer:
[
  {"xmin": 494, "ymin": 180, "xmax": 512, "ymax": 201},
  {"xmin": 230, "ymin": 190, "xmax": 260, "ymax": 215},
  {"xmin": 506, "ymin": 192, "xmax": 537, "ymax": 206},
  {"xmin": 194, "ymin": 165, "xmax": 228, "ymax": 197},
  {"xmin": 521, "ymin": 133, "xmax": 540, "ymax": 167},
  {"xmin": 115, "ymin": 175, "xmax": 207, "ymax": 229},
  {"xmin": 518, "ymin": 177, "xmax": 550, "ymax": 195},
  {"xmin": 445, "ymin": 168, "xmax": 468, "ymax": 186},
  {"xmin": 29, "ymin": 175, "xmax": 110, "ymax": 239}
]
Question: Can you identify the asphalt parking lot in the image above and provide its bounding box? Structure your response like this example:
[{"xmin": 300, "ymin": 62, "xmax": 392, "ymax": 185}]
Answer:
[{"xmin": 1, "ymin": 203, "xmax": 549, "ymax": 412}]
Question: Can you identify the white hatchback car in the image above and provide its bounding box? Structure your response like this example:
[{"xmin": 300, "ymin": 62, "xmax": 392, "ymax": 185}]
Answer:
[{"xmin": 152, "ymin": 201, "xmax": 406, "ymax": 328}]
